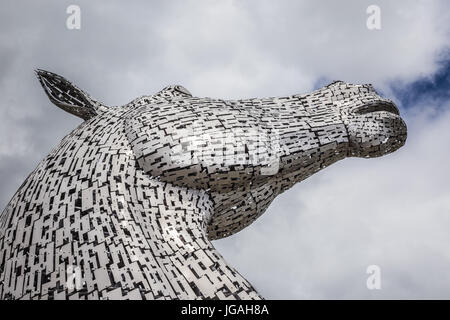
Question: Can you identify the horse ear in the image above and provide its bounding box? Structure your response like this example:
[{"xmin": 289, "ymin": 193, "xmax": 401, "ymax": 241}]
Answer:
[
  {"xmin": 155, "ymin": 85, "xmax": 192, "ymax": 99},
  {"xmin": 35, "ymin": 69, "xmax": 107, "ymax": 120}
]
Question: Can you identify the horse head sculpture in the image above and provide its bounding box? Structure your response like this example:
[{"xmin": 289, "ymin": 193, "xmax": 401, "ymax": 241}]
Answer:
[{"xmin": 0, "ymin": 70, "xmax": 406, "ymax": 299}]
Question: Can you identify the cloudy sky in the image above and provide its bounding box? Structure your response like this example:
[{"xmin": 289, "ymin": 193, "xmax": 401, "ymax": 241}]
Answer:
[{"xmin": 1, "ymin": 0, "xmax": 449, "ymax": 299}]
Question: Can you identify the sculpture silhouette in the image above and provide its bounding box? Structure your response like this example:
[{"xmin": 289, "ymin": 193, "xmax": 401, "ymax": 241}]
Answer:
[{"xmin": 0, "ymin": 70, "xmax": 407, "ymax": 299}]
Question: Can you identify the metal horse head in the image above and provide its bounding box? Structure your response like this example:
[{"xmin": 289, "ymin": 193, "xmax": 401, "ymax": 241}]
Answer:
[{"xmin": 0, "ymin": 70, "xmax": 406, "ymax": 300}]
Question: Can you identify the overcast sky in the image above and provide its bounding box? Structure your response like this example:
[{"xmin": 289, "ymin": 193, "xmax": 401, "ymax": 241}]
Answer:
[{"xmin": 1, "ymin": 0, "xmax": 449, "ymax": 299}]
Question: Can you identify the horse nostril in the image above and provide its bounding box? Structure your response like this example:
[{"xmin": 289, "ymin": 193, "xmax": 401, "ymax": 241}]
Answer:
[{"xmin": 355, "ymin": 101, "xmax": 399, "ymax": 116}]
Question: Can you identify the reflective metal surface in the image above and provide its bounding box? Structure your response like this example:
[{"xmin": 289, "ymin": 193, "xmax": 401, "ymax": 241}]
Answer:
[{"xmin": 0, "ymin": 70, "xmax": 406, "ymax": 299}]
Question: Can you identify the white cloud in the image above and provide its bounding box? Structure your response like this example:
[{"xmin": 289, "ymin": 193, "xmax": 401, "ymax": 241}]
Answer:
[{"xmin": 136, "ymin": 0, "xmax": 450, "ymax": 97}]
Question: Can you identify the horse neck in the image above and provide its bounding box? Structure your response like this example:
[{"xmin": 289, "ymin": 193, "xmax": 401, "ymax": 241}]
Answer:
[{"xmin": 0, "ymin": 113, "xmax": 260, "ymax": 299}]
